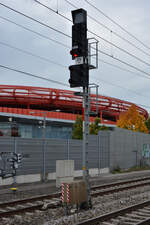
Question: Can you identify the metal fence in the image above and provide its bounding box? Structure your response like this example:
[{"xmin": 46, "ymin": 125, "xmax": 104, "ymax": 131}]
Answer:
[
  {"xmin": 0, "ymin": 135, "xmax": 109, "ymax": 178},
  {"xmin": 1, "ymin": 127, "xmax": 149, "ymax": 180}
]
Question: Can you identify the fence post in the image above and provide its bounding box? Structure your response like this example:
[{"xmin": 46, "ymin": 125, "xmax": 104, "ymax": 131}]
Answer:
[
  {"xmin": 13, "ymin": 136, "xmax": 17, "ymax": 184},
  {"xmin": 67, "ymin": 139, "xmax": 70, "ymax": 160},
  {"xmin": 98, "ymin": 134, "xmax": 100, "ymax": 175}
]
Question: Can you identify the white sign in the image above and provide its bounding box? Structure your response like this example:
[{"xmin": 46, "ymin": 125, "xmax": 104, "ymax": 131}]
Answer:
[{"xmin": 75, "ymin": 57, "xmax": 83, "ymax": 65}]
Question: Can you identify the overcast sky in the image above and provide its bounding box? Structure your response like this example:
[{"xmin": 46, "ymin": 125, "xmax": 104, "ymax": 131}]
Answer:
[{"xmin": 0, "ymin": 0, "xmax": 150, "ymax": 112}]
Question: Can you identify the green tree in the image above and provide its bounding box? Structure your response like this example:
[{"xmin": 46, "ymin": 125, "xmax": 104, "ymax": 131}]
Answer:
[
  {"xmin": 145, "ymin": 117, "xmax": 150, "ymax": 133},
  {"xmin": 90, "ymin": 117, "xmax": 108, "ymax": 134},
  {"xmin": 72, "ymin": 116, "xmax": 108, "ymax": 139},
  {"xmin": 72, "ymin": 116, "xmax": 83, "ymax": 139}
]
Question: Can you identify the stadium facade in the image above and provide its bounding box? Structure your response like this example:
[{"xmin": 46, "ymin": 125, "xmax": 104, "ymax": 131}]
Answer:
[{"xmin": 0, "ymin": 85, "xmax": 148, "ymax": 139}]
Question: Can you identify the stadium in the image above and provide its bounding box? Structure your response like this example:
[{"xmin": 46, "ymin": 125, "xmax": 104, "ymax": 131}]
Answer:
[{"xmin": 0, "ymin": 84, "xmax": 148, "ymax": 139}]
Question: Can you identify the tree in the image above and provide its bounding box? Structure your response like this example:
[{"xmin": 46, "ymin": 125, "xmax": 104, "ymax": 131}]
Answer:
[
  {"xmin": 145, "ymin": 117, "xmax": 150, "ymax": 133},
  {"xmin": 89, "ymin": 117, "xmax": 108, "ymax": 135},
  {"xmin": 72, "ymin": 116, "xmax": 83, "ymax": 139},
  {"xmin": 117, "ymin": 104, "xmax": 148, "ymax": 134},
  {"xmin": 72, "ymin": 116, "xmax": 108, "ymax": 139}
]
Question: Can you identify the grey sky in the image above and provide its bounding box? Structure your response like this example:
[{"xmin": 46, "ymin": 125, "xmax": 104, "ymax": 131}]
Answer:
[{"xmin": 0, "ymin": 0, "xmax": 150, "ymax": 112}]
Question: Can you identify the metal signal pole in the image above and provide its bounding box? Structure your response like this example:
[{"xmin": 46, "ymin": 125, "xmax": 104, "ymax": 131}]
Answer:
[
  {"xmin": 82, "ymin": 85, "xmax": 91, "ymax": 207},
  {"xmin": 69, "ymin": 8, "xmax": 98, "ymax": 208}
]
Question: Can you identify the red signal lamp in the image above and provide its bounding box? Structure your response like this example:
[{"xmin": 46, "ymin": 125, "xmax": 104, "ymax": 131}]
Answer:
[
  {"xmin": 73, "ymin": 53, "xmax": 78, "ymax": 58},
  {"xmin": 70, "ymin": 49, "xmax": 79, "ymax": 59}
]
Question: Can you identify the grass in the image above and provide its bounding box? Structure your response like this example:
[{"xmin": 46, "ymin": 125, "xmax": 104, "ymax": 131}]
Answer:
[{"xmin": 112, "ymin": 165, "xmax": 150, "ymax": 174}]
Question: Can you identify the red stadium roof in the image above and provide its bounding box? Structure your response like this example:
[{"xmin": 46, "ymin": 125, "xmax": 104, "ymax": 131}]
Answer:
[{"xmin": 0, "ymin": 84, "xmax": 148, "ymax": 124}]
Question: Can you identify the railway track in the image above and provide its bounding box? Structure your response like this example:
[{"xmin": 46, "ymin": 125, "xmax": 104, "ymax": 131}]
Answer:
[
  {"xmin": 0, "ymin": 193, "xmax": 61, "ymax": 219},
  {"xmin": 76, "ymin": 200, "xmax": 150, "ymax": 225},
  {"xmin": 1, "ymin": 176, "xmax": 150, "ymax": 219}
]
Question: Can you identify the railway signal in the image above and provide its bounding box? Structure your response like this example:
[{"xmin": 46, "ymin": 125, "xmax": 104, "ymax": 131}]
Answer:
[
  {"xmin": 70, "ymin": 9, "xmax": 88, "ymax": 60},
  {"xmin": 69, "ymin": 8, "xmax": 98, "ymax": 210},
  {"xmin": 69, "ymin": 64, "xmax": 89, "ymax": 87},
  {"xmin": 69, "ymin": 8, "xmax": 92, "ymax": 209},
  {"xmin": 69, "ymin": 8, "xmax": 89, "ymax": 88}
]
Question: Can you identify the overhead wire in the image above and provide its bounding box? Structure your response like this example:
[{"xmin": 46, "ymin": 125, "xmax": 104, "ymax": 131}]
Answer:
[
  {"xmin": 0, "ymin": 2, "xmax": 71, "ymax": 38},
  {"xmin": 1, "ymin": 2, "xmax": 150, "ymax": 108},
  {"xmin": 0, "ymin": 40, "xmax": 67, "ymax": 69},
  {"xmin": 0, "ymin": 64, "xmax": 70, "ymax": 87},
  {"xmin": 1, "ymin": 14, "xmax": 150, "ymax": 83},
  {"xmin": 1, "ymin": 39, "xmax": 150, "ymax": 100},
  {"xmin": 0, "ymin": 63, "xmax": 150, "ymax": 110},
  {"xmin": 1, "ymin": 16, "xmax": 150, "ymax": 84},
  {"xmin": 0, "ymin": 16, "xmax": 70, "ymax": 49},
  {"xmin": 83, "ymin": 0, "xmax": 150, "ymax": 51},
  {"xmin": 92, "ymin": 76, "xmax": 150, "ymax": 99},
  {"xmin": 1, "ymin": 1, "xmax": 150, "ymax": 68},
  {"xmin": 30, "ymin": 1, "xmax": 150, "ymax": 71},
  {"xmin": 64, "ymin": 0, "xmax": 150, "ymax": 58},
  {"xmin": 92, "ymin": 76, "xmax": 150, "ymax": 110}
]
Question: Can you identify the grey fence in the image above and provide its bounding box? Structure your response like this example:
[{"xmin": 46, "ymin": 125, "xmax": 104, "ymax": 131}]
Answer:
[
  {"xmin": 1, "ymin": 127, "xmax": 150, "ymax": 179},
  {"xmin": 0, "ymin": 135, "xmax": 109, "ymax": 178}
]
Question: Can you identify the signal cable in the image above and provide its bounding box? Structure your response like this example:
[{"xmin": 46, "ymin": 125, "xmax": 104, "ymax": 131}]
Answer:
[{"xmin": 84, "ymin": 0, "xmax": 150, "ymax": 51}]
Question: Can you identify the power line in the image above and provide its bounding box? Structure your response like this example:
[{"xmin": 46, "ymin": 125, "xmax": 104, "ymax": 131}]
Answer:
[
  {"xmin": 93, "ymin": 77, "xmax": 150, "ymax": 110},
  {"xmin": 2, "ymin": 3, "xmax": 150, "ymax": 85},
  {"xmin": 98, "ymin": 48, "xmax": 150, "ymax": 78},
  {"xmin": 99, "ymin": 59, "xmax": 150, "ymax": 81},
  {"xmin": 92, "ymin": 76, "xmax": 150, "ymax": 100},
  {"xmin": 0, "ymin": 64, "xmax": 69, "ymax": 87},
  {"xmin": 64, "ymin": 0, "xmax": 150, "ymax": 58},
  {"xmin": 84, "ymin": 0, "xmax": 150, "ymax": 51},
  {"xmin": 0, "ymin": 16, "xmax": 70, "ymax": 49},
  {"xmin": 1, "ymin": 39, "xmax": 150, "ymax": 100},
  {"xmin": 0, "ymin": 40, "xmax": 67, "ymax": 69},
  {"xmin": 1, "ymin": 15, "xmax": 150, "ymax": 83},
  {"xmin": 89, "ymin": 29, "xmax": 150, "ymax": 67},
  {"xmin": 0, "ymin": 2, "xmax": 71, "ymax": 38},
  {"xmin": 0, "ymin": 64, "xmax": 149, "ymax": 111},
  {"xmin": 33, "ymin": 1, "xmax": 150, "ymax": 68},
  {"xmin": 35, "ymin": 0, "xmax": 72, "ymax": 23},
  {"xmin": 0, "ymin": 4, "xmax": 149, "ymax": 110}
]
